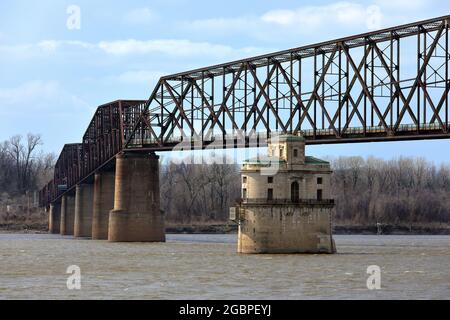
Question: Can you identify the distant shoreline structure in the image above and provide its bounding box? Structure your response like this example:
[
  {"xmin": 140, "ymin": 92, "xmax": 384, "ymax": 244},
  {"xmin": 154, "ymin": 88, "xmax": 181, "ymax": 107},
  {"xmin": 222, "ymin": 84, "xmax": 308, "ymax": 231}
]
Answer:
[{"xmin": 1, "ymin": 222, "xmax": 449, "ymax": 236}]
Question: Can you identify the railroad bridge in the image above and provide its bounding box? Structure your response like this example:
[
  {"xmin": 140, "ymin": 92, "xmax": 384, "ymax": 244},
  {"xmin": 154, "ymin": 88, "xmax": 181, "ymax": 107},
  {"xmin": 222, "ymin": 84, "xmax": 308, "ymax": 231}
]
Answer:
[{"xmin": 41, "ymin": 16, "xmax": 450, "ymax": 243}]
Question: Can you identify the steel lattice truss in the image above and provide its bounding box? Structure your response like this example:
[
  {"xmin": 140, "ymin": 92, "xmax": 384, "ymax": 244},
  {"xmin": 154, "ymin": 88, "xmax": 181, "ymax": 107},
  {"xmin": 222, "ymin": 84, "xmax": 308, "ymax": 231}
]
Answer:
[
  {"xmin": 40, "ymin": 16, "xmax": 450, "ymax": 207},
  {"xmin": 126, "ymin": 15, "xmax": 450, "ymax": 149}
]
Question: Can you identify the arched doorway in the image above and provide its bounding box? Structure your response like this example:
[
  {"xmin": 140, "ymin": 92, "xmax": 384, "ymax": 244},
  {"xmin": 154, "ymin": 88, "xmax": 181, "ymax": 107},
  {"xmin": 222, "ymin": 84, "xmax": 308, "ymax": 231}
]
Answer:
[{"xmin": 291, "ymin": 181, "xmax": 299, "ymax": 203}]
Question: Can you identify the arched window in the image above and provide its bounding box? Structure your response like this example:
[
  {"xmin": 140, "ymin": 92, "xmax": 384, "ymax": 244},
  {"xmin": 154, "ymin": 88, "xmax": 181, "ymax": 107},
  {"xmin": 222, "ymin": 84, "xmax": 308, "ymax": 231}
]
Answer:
[{"xmin": 291, "ymin": 181, "xmax": 299, "ymax": 203}]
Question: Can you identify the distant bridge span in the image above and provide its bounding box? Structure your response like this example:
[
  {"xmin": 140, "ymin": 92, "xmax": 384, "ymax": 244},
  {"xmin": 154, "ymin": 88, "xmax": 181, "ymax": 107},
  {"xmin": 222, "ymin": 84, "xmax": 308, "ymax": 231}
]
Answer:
[{"xmin": 41, "ymin": 15, "xmax": 450, "ymax": 207}]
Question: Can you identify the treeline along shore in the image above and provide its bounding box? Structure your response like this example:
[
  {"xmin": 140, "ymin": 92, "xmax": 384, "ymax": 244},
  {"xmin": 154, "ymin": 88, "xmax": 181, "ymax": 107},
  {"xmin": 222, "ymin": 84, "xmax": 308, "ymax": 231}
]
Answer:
[{"xmin": 1, "ymin": 133, "xmax": 450, "ymax": 234}]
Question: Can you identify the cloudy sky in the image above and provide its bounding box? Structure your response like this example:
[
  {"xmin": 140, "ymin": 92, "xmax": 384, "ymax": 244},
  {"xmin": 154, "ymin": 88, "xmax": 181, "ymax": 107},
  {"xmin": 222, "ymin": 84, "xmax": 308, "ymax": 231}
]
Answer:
[{"xmin": 0, "ymin": 0, "xmax": 449, "ymax": 162}]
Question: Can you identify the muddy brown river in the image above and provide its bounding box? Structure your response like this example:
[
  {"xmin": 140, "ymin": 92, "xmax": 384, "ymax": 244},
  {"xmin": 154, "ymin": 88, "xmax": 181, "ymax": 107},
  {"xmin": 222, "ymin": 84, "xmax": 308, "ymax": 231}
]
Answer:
[{"xmin": 0, "ymin": 233, "xmax": 449, "ymax": 299}]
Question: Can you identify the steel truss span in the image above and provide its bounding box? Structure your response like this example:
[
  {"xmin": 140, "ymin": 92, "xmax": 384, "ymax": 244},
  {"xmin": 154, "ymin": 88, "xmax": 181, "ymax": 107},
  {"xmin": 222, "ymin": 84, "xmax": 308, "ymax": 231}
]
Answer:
[
  {"xmin": 126, "ymin": 15, "xmax": 450, "ymax": 148},
  {"xmin": 40, "ymin": 16, "xmax": 450, "ymax": 207}
]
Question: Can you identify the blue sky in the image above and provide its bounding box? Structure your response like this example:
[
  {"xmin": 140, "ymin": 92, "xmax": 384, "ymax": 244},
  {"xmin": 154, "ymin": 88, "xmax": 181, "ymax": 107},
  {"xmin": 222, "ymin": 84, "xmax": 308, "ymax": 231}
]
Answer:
[{"xmin": 0, "ymin": 0, "xmax": 449, "ymax": 163}]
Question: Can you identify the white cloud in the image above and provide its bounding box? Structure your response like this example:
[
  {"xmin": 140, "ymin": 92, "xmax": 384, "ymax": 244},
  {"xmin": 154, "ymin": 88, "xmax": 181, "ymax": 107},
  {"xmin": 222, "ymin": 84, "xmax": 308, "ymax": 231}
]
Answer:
[
  {"xmin": 0, "ymin": 40, "xmax": 95, "ymax": 60},
  {"xmin": 374, "ymin": 0, "xmax": 427, "ymax": 10},
  {"xmin": 261, "ymin": 2, "xmax": 383, "ymax": 30},
  {"xmin": 123, "ymin": 8, "xmax": 158, "ymax": 25},
  {"xmin": 97, "ymin": 39, "xmax": 265, "ymax": 58},
  {"xmin": 0, "ymin": 39, "xmax": 267, "ymax": 61},
  {"xmin": 187, "ymin": 17, "xmax": 255, "ymax": 33},
  {"xmin": 181, "ymin": 1, "xmax": 390, "ymax": 43},
  {"xmin": 110, "ymin": 70, "xmax": 165, "ymax": 85},
  {"xmin": 183, "ymin": 0, "xmax": 441, "ymax": 42},
  {"xmin": 37, "ymin": 40, "xmax": 59, "ymax": 53},
  {"xmin": 0, "ymin": 81, "xmax": 59, "ymax": 105},
  {"xmin": 0, "ymin": 81, "xmax": 89, "ymax": 113},
  {"xmin": 36, "ymin": 40, "xmax": 94, "ymax": 51},
  {"xmin": 261, "ymin": 10, "xmax": 296, "ymax": 26}
]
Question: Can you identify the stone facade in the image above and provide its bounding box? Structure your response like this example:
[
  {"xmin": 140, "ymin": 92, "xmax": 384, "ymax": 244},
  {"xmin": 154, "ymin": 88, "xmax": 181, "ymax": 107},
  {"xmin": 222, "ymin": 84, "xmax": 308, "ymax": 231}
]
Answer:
[{"xmin": 234, "ymin": 134, "xmax": 336, "ymax": 254}]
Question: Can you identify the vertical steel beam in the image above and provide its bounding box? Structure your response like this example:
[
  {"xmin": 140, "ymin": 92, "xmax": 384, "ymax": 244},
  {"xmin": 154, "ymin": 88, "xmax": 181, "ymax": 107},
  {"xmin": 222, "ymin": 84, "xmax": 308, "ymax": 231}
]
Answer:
[
  {"xmin": 314, "ymin": 49, "xmax": 317, "ymax": 138},
  {"xmin": 447, "ymin": 19, "xmax": 449, "ymax": 131},
  {"xmin": 364, "ymin": 43, "xmax": 368, "ymax": 135},
  {"xmin": 417, "ymin": 27, "xmax": 421, "ymax": 132},
  {"xmin": 290, "ymin": 53, "xmax": 294, "ymax": 133},
  {"xmin": 339, "ymin": 45, "xmax": 342, "ymax": 135},
  {"xmin": 424, "ymin": 29, "xmax": 427, "ymax": 124}
]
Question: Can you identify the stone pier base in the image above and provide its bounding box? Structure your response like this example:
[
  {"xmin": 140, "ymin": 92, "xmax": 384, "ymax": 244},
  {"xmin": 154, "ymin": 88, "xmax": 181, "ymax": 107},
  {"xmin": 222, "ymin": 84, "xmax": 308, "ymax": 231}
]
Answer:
[
  {"xmin": 108, "ymin": 152, "xmax": 165, "ymax": 242},
  {"xmin": 92, "ymin": 171, "xmax": 115, "ymax": 240},
  {"xmin": 60, "ymin": 194, "xmax": 75, "ymax": 236},
  {"xmin": 49, "ymin": 202, "xmax": 61, "ymax": 234},
  {"xmin": 74, "ymin": 184, "xmax": 93, "ymax": 238},
  {"xmin": 237, "ymin": 204, "xmax": 336, "ymax": 254}
]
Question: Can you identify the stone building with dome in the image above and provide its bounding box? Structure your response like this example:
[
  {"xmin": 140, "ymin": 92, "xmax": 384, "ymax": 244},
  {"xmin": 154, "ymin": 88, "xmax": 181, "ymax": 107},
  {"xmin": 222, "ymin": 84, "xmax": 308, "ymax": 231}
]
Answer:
[{"xmin": 232, "ymin": 134, "xmax": 336, "ymax": 254}]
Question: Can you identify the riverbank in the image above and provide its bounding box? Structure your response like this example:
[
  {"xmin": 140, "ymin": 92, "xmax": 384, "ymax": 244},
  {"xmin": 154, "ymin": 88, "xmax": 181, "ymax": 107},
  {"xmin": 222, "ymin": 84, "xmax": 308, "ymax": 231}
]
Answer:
[
  {"xmin": 1, "ymin": 222, "xmax": 450, "ymax": 235},
  {"xmin": 333, "ymin": 224, "xmax": 450, "ymax": 235},
  {"xmin": 165, "ymin": 223, "xmax": 450, "ymax": 235},
  {"xmin": 0, "ymin": 222, "xmax": 48, "ymax": 233}
]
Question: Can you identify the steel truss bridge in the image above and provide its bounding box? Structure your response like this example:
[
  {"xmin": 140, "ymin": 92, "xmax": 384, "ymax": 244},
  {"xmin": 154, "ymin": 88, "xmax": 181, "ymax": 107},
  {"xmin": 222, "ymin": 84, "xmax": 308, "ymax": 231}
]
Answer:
[{"xmin": 40, "ymin": 15, "xmax": 450, "ymax": 207}]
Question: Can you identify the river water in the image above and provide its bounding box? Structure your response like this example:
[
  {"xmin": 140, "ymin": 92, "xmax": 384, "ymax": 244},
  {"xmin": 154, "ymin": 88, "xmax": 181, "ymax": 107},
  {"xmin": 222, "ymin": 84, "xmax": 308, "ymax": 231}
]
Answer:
[{"xmin": 0, "ymin": 233, "xmax": 448, "ymax": 300}]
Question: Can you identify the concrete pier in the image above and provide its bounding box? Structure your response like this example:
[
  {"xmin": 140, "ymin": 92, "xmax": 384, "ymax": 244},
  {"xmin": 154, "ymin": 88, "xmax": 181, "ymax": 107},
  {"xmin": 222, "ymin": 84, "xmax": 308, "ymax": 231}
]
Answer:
[
  {"xmin": 60, "ymin": 194, "xmax": 75, "ymax": 236},
  {"xmin": 92, "ymin": 171, "xmax": 115, "ymax": 240},
  {"xmin": 74, "ymin": 184, "xmax": 93, "ymax": 238},
  {"xmin": 108, "ymin": 152, "xmax": 165, "ymax": 242},
  {"xmin": 237, "ymin": 205, "xmax": 336, "ymax": 254},
  {"xmin": 48, "ymin": 202, "xmax": 61, "ymax": 234}
]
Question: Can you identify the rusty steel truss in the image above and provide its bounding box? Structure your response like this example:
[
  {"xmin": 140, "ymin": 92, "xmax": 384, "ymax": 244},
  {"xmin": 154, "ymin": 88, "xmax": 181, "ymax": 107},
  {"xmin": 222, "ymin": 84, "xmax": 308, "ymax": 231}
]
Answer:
[
  {"xmin": 40, "ymin": 15, "xmax": 450, "ymax": 207},
  {"xmin": 40, "ymin": 100, "xmax": 147, "ymax": 206}
]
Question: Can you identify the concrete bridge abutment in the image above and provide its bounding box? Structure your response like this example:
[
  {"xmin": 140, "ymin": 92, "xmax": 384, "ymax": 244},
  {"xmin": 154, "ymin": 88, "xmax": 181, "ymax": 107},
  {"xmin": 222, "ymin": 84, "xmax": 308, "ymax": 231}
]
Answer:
[
  {"xmin": 74, "ymin": 184, "xmax": 94, "ymax": 238},
  {"xmin": 92, "ymin": 171, "xmax": 115, "ymax": 240},
  {"xmin": 108, "ymin": 152, "xmax": 165, "ymax": 242},
  {"xmin": 48, "ymin": 202, "xmax": 61, "ymax": 234},
  {"xmin": 60, "ymin": 194, "xmax": 75, "ymax": 236}
]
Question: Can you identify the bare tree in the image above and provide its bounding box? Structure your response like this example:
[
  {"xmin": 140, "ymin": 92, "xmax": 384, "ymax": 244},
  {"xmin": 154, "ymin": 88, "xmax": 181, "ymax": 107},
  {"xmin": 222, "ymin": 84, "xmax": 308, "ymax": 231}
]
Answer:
[{"xmin": 3, "ymin": 133, "xmax": 43, "ymax": 195}]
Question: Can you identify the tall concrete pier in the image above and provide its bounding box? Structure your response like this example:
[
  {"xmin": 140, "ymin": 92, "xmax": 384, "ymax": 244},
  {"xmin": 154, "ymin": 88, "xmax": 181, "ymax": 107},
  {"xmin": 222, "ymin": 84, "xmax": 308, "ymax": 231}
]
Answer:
[
  {"xmin": 108, "ymin": 152, "xmax": 165, "ymax": 242},
  {"xmin": 48, "ymin": 202, "xmax": 61, "ymax": 234},
  {"xmin": 60, "ymin": 194, "xmax": 75, "ymax": 236},
  {"xmin": 92, "ymin": 171, "xmax": 115, "ymax": 240},
  {"xmin": 74, "ymin": 184, "xmax": 94, "ymax": 238}
]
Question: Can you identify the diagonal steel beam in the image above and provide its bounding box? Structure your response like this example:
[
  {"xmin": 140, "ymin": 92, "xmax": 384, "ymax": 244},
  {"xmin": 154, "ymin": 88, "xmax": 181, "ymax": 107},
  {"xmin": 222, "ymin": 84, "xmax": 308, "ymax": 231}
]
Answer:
[
  {"xmin": 207, "ymin": 64, "xmax": 245, "ymax": 132},
  {"xmin": 373, "ymin": 43, "xmax": 418, "ymax": 126},
  {"xmin": 342, "ymin": 92, "xmax": 366, "ymax": 133},
  {"xmin": 246, "ymin": 62, "xmax": 288, "ymax": 132},
  {"xmin": 330, "ymin": 45, "xmax": 373, "ymax": 128},
  {"xmin": 124, "ymin": 82, "xmax": 163, "ymax": 148},
  {"xmin": 341, "ymin": 44, "xmax": 390, "ymax": 132},
  {"xmin": 294, "ymin": 48, "xmax": 338, "ymax": 132},
  {"xmin": 162, "ymin": 81, "xmax": 195, "ymax": 141},
  {"xmin": 276, "ymin": 61, "xmax": 316, "ymax": 131},
  {"xmin": 395, "ymin": 24, "xmax": 445, "ymax": 130},
  {"xmin": 244, "ymin": 63, "xmax": 278, "ymax": 131},
  {"xmin": 420, "ymin": 79, "xmax": 445, "ymax": 129},
  {"xmin": 191, "ymin": 81, "xmax": 226, "ymax": 135}
]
